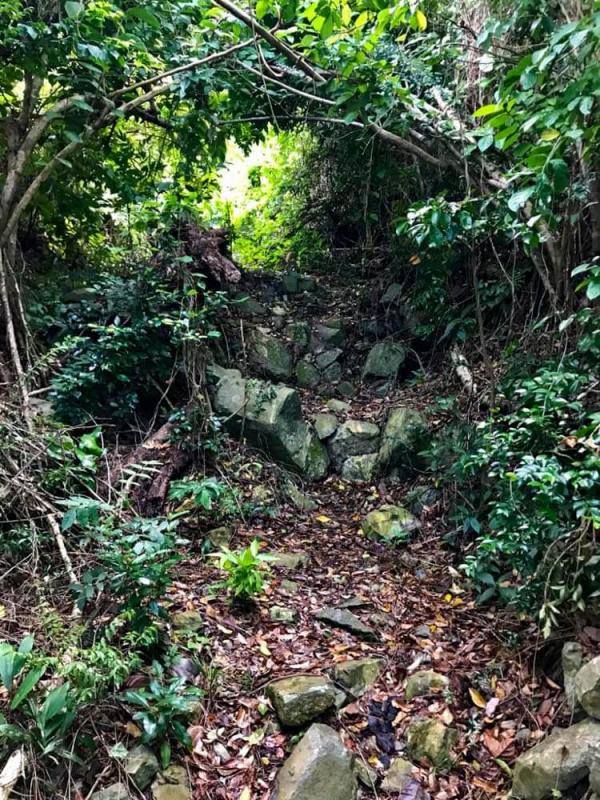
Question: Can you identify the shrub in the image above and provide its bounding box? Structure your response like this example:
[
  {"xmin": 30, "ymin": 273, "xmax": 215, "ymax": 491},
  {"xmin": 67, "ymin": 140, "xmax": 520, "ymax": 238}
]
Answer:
[{"xmin": 217, "ymin": 539, "xmax": 272, "ymax": 601}]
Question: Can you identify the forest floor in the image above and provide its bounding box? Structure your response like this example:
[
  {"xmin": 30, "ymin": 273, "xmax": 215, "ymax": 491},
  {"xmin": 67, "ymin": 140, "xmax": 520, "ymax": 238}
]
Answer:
[{"xmin": 163, "ymin": 273, "xmax": 567, "ymax": 800}]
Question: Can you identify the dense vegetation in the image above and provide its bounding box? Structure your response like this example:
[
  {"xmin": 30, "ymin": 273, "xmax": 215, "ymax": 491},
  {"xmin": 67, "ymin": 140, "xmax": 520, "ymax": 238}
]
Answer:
[{"xmin": 0, "ymin": 0, "xmax": 598, "ymax": 795}]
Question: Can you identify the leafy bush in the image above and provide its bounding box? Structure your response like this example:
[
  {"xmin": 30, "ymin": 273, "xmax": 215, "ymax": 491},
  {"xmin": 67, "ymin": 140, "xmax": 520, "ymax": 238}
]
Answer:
[
  {"xmin": 123, "ymin": 660, "xmax": 203, "ymax": 767},
  {"xmin": 168, "ymin": 476, "xmax": 240, "ymax": 517},
  {"xmin": 217, "ymin": 539, "xmax": 272, "ymax": 600}
]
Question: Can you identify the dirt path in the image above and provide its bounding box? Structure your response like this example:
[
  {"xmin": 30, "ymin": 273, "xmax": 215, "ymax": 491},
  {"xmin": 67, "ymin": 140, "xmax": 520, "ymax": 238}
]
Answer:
[{"xmin": 169, "ymin": 439, "xmax": 549, "ymax": 800}]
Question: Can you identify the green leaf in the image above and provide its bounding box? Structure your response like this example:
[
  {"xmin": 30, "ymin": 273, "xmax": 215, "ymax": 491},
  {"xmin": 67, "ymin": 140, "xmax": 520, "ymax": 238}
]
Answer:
[
  {"xmin": 587, "ymin": 280, "xmax": 600, "ymax": 301},
  {"xmin": 126, "ymin": 7, "xmax": 161, "ymax": 28},
  {"xmin": 473, "ymin": 103, "xmax": 503, "ymax": 118},
  {"xmin": 10, "ymin": 666, "xmax": 46, "ymax": 710},
  {"xmin": 540, "ymin": 129, "xmax": 560, "ymax": 141},
  {"xmin": 255, "ymin": 0, "xmax": 269, "ymax": 20},
  {"xmin": 64, "ymin": 1, "xmax": 83, "ymax": 18},
  {"xmin": 414, "ymin": 9, "xmax": 427, "ymax": 31},
  {"xmin": 508, "ymin": 186, "xmax": 535, "ymax": 212}
]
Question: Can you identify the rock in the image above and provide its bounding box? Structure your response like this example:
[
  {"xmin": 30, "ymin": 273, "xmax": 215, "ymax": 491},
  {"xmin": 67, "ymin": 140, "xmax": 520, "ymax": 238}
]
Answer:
[
  {"xmin": 562, "ymin": 641, "xmax": 584, "ymax": 710},
  {"xmin": 334, "ymin": 658, "xmax": 383, "ymax": 698},
  {"xmin": 214, "ymin": 375, "xmax": 328, "ymax": 478},
  {"xmin": 272, "ymin": 723, "xmax": 357, "ymax": 800},
  {"xmin": 327, "ymin": 399, "xmax": 350, "ymax": 414},
  {"xmin": 575, "ymin": 655, "xmax": 600, "ymax": 718},
  {"xmin": 363, "ymin": 505, "xmax": 416, "ymax": 543},
  {"xmin": 405, "ymin": 670, "xmax": 448, "ymax": 700},
  {"xmin": 267, "ymin": 676, "xmax": 336, "ymax": 727},
  {"xmin": 591, "ymin": 753, "xmax": 600, "ymax": 793},
  {"xmin": 414, "ymin": 624, "xmax": 431, "ymax": 639},
  {"xmin": 406, "ymin": 485, "xmax": 439, "ymax": 516},
  {"xmin": 285, "ymin": 483, "xmax": 317, "ymax": 511},
  {"xmin": 380, "ymin": 283, "xmax": 403, "ymax": 304},
  {"xmin": 313, "ymin": 324, "xmax": 346, "ymax": 349},
  {"xmin": 270, "ymin": 606, "xmax": 297, "ymax": 623},
  {"xmin": 337, "ymin": 381, "xmax": 356, "ymax": 399},
  {"xmin": 281, "ymin": 272, "xmax": 300, "ymax": 294},
  {"xmin": 236, "ymin": 294, "xmax": 266, "ymax": 316},
  {"xmin": 511, "ymin": 718, "xmax": 600, "ymax": 800},
  {"xmin": 322, "ymin": 362, "xmax": 342, "ymax": 383},
  {"xmin": 354, "ymin": 760, "xmax": 377, "ymax": 789},
  {"xmin": 280, "ymin": 579, "xmax": 299, "ymax": 595},
  {"xmin": 315, "ymin": 606, "xmax": 376, "ymax": 640},
  {"xmin": 251, "ymin": 485, "xmax": 274, "ymax": 506},
  {"xmin": 314, "ymin": 413, "xmax": 338, "ymax": 440},
  {"xmin": 90, "ymin": 784, "xmax": 130, "ymax": 800},
  {"xmin": 378, "ymin": 408, "xmax": 428, "ymax": 475},
  {"xmin": 171, "ymin": 610, "xmax": 203, "ymax": 632},
  {"xmin": 316, "ymin": 349, "xmax": 343, "ymax": 370},
  {"xmin": 298, "ymin": 275, "xmax": 317, "ymax": 292},
  {"xmin": 362, "ymin": 342, "xmax": 406, "ymax": 380},
  {"xmin": 271, "ymin": 552, "xmax": 310, "ymax": 570},
  {"xmin": 381, "ymin": 758, "xmax": 414, "ymax": 793},
  {"xmin": 406, "ymin": 719, "xmax": 456, "ymax": 770},
  {"xmin": 205, "ymin": 526, "xmax": 232, "ymax": 549},
  {"xmin": 285, "ymin": 322, "xmax": 312, "ymax": 353},
  {"xmin": 151, "ymin": 766, "xmax": 190, "ymax": 800},
  {"xmin": 341, "ymin": 454, "xmax": 377, "ymax": 482},
  {"xmin": 328, "ymin": 420, "xmax": 380, "ymax": 468},
  {"xmin": 296, "ymin": 360, "xmax": 320, "ymax": 389},
  {"xmin": 124, "ymin": 745, "xmax": 160, "ymax": 790},
  {"xmin": 249, "ymin": 328, "xmax": 293, "ymax": 381}
]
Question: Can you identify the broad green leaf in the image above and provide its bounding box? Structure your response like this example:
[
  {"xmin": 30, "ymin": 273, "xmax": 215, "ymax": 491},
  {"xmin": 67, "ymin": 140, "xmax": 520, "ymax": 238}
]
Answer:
[
  {"xmin": 508, "ymin": 186, "xmax": 535, "ymax": 212},
  {"xmin": 540, "ymin": 129, "xmax": 560, "ymax": 141},
  {"xmin": 64, "ymin": 1, "xmax": 83, "ymax": 18},
  {"xmin": 415, "ymin": 9, "xmax": 427, "ymax": 31},
  {"xmin": 10, "ymin": 666, "xmax": 46, "ymax": 710},
  {"xmin": 473, "ymin": 103, "xmax": 503, "ymax": 118}
]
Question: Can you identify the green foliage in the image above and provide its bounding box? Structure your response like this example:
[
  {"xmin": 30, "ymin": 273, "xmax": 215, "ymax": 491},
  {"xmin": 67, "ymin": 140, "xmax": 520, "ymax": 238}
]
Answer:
[
  {"xmin": 123, "ymin": 660, "xmax": 203, "ymax": 766},
  {"xmin": 217, "ymin": 539, "xmax": 272, "ymax": 600},
  {"xmin": 168, "ymin": 476, "xmax": 240, "ymax": 516},
  {"xmin": 43, "ymin": 428, "xmax": 105, "ymax": 491}
]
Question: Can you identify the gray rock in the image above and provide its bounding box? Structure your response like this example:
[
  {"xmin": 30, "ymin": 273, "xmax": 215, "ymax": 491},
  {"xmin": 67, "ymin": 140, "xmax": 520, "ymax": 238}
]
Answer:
[
  {"xmin": 90, "ymin": 784, "xmax": 130, "ymax": 800},
  {"xmin": 378, "ymin": 407, "xmax": 428, "ymax": 476},
  {"xmin": 205, "ymin": 526, "xmax": 232, "ymax": 549},
  {"xmin": 363, "ymin": 505, "xmax": 416, "ymax": 543},
  {"xmin": 281, "ymin": 272, "xmax": 300, "ymax": 294},
  {"xmin": 271, "ymin": 552, "xmax": 310, "ymax": 570},
  {"xmin": 171, "ymin": 610, "xmax": 203, "ymax": 632},
  {"xmin": 380, "ymin": 283, "xmax": 403, "ymax": 305},
  {"xmin": 213, "ymin": 375, "xmax": 328, "ymax": 478},
  {"xmin": 270, "ymin": 606, "xmax": 297, "ymax": 624},
  {"xmin": 562, "ymin": 641, "xmax": 584, "ymax": 710},
  {"xmin": 575, "ymin": 655, "xmax": 600, "ymax": 718},
  {"xmin": 406, "ymin": 719, "xmax": 456, "ymax": 770},
  {"xmin": 249, "ymin": 328, "xmax": 293, "ymax": 381},
  {"xmin": 267, "ymin": 676, "xmax": 336, "ymax": 728},
  {"xmin": 334, "ymin": 658, "xmax": 383, "ymax": 698},
  {"xmin": 591, "ymin": 751, "xmax": 600, "ymax": 793},
  {"xmin": 362, "ymin": 342, "xmax": 406, "ymax": 380},
  {"xmin": 406, "ymin": 485, "xmax": 440, "ymax": 516},
  {"xmin": 296, "ymin": 360, "xmax": 320, "ymax": 389},
  {"xmin": 405, "ymin": 670, "xmax": 448, "ymax": 700},
  {"xmin": 337, "ymin": 382, "xmax": 356, "ymax": 399},
  {"xmin": 280, "ymin": 579, "xmax": 299, "ymax": 595},
  {"xmin": 313, "ymin": 324, "xmax": 346, "ymax": 349},
  {"xmin": 285, "ymin": 322, "xmax": 312, "ymax": 353},
  {"xmin": 316, "ymin": 606, "xmax": 376, "ymax": 640},
  {"xmin": 414, "ymin": 624, "xmax": 431, "ymax": 639},
  {"xmin": 314, "ymin": 413, "xmax": 338, "ymax": 440},
  {"xmin": 512, "ymin": 718, "xmax": 600, "ymax": 800},
  {"xmin": 272, "ymin": 723, "xmax": 357, "ymax": 800},
  {"xmin": 298, "ymin": 275, "xmax": 317, "ymax": 292},
  {"xmin": 328, "ymin": 420, "xmax": 380, "ymax": 468},
  {"xmin": 151, "ymin": 766, "xmax": 190, "ymax": 800},
  {"xmin": 316, "ymin": 349, "xmax": 343, "ymax": 370},
  {"xmin": 322, "ymin": 362, "xmax": 342, "ymax": 383},
  {"xmin": 236, "ymin": 294, "xmax": 266, "ymax": 316},
  {"xmin": 341, "ymin": 453, "xmax": 377, "ymax": 482},
  {"xmin": 381, "ymin": 758, "xmax": 414, "ymax": 793},
  {"xmin": 124, "ymin": 745, "xmax": 160, "ymax": 790},
  {"xmin": 354, "ymin": 759, "xmax": 377, "ymax": 789},
  {"xmin": 326, "ymin": 399, "xmax": 351, "ymax": 414},
  {"xmin": 285, "ymin": 483, "xmax": 317, "ymax": 512}
]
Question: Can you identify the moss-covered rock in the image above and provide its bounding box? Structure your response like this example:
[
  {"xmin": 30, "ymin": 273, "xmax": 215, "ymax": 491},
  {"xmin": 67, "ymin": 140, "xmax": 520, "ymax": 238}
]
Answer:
[
  {"xmin": 249, "ymin": 327, "xmax": 293, "ymax": 381},
  {"xmin": 328, "ymin": 420, "xmax": 380, "ymax": 468},
  {"xmin": 362, "ymin": 505, "xmax": 415, "ymax": 543},
  {"xmin": 406, "ymin": 719, "xmax": 456, "ymax": 770},
  {"xmin": 296, "ymin": 360, "xmax": 320, "ymax": 388},
  {"xmin": 405, "ymin": 670, "xmax": 448, "ymax": 700},
  {"xmin": 341, "ymin": 453, "xmax": 377, "ymax": 482},
  {"xmin": 575, "ymin": 655, "xmax": 600, "ymax": 718},
  {"xmin": 377, "ymin": 407, "xmax": 428, "ymax": 476},
  {"xmin": 362, "ymin": 342, "xmax": 406, "ymax": 380},
  {"xmin": 267, "ymin": 676, "xmax": 336, "ymax": 727},
  {"xmin": 334, "ymin": 658, "xmax": 383, "ymax": 698}
]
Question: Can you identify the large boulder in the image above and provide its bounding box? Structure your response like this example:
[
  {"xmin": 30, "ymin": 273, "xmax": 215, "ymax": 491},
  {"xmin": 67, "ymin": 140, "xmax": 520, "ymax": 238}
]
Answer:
[
  {"xmin": 249, "ymin": 327, "xmax": 293, "ymax": 381},
  {"xmin": 562, "ymin": 641, "xmax": 584, "ymax": 711},
  {"xmin": 328, "ymin": 420, "xmax": 380, "ymax": 468},
  {"xmin": 273, "ymin": 723, "xmax": 357, "ymax": 800},
  {"xmin": 267, "ymin": 676, "xmax": 336, "ymax": 727},
  {"xmin": 341, "ymin": 454, "xmax": 377, "ymax": 483},
  {"xmin": 362, "ymin": 342, "xmax": 406, "ymax": 380},
  {"xmin": 213, "ymin": 375, "xmax": 328, "ymax": 479},
  {"xmin": 377, "ymin": 407, "xmax": 428, "ymax": 475},
  {"xmin": 363, "ymin": 505, "xmax": 416, "ymax": 543},
  {"xmin": 575, "ymin": 655, "xmax": 600, "ymax": 718},
  {"xmin": 511, "ymin": 718, "xmax": 600, "ymax": 800}
]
